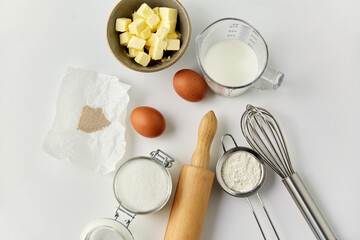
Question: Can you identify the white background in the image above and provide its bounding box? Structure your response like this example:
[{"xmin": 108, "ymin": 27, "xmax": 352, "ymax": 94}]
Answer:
[{"xmin": 0, "ymin": 0, "xmax": 359, "ymax": 239}]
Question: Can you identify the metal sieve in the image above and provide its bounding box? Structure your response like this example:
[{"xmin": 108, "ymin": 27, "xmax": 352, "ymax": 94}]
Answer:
[{"xmin": 216, "ymin": 134, "xmax": 279, "ymax": 239}]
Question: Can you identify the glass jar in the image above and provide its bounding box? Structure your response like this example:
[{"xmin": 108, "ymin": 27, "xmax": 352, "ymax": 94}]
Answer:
[{"xmin": 80, "ymin": 150, "xmax": 174, "ymax": 240}]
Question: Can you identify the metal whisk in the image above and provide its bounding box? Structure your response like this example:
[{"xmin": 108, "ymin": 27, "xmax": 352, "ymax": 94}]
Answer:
[{"xmin": 241, "ymin": 105, "xmax": 336, "ymax": 240}]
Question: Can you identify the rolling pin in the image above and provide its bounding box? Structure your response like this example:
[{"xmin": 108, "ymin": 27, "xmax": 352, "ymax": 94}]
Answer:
[{"xmin": 164, "ymin": 111, "xmax": 217, "ymax": 240}]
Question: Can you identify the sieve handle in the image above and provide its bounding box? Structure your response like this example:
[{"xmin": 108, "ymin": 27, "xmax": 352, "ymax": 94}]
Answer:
[
  {"xmin": 283, "ymin": 173, "xmax": 336, "ymax": 240},
  {"xmin": 221, "ymin": 133, "xmax": 238, "ymax": 152}
]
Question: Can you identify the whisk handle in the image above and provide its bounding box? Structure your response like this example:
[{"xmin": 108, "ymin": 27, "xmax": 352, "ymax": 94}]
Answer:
[{"xmin": 283, "ymin": 173, "xmax": 336, "ymax": 240}]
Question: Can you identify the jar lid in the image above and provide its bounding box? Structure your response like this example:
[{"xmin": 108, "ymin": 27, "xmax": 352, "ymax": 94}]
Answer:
[{"xmin": 80, "ymin": 219, "xmax": 134, "ymax": 240}]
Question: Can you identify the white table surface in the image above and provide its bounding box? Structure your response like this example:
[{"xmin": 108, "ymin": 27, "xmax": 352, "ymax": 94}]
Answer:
[{"xmin": 1, "ymin": 0, "xmax": 359, "ymax": 239}]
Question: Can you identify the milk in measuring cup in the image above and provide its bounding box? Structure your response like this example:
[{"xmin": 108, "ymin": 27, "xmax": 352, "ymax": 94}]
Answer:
[{"xmin": 202, "ymin": 40, "xmax": 258, "ymax": 87}]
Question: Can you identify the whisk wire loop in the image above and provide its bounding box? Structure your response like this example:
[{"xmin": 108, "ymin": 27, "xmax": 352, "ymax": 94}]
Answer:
[
  {"xmin": 241, "ymin": 105, "xmax": 295, "ymax": 179},
  {"xmin": 266, "ymin": 118, "xmax": 292, "ymax": 177},
  {"xmin": 254, "ymin": 114, "xmax": 287, "ymax": 177},
  {"xmin": 247, "ymin": 118, "xmax": 283, "ymax": 177},
  {"xmin": 270, "ymin": 119, "xmax": 294, "ymax": 176}
]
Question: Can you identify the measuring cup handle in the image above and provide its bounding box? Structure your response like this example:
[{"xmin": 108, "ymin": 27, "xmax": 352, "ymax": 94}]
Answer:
[{"xmin": 252, "ymin": 65, "xmax": 284, "ymax": 90}]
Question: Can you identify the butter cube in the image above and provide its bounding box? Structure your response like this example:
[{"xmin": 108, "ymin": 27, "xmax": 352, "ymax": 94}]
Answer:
[
  {"xmin": 146, "ymin": 14, "xmax": 160, "ymax": 32},
  {"xmin": 115, "ymin": 18, "xmax": 131, "ymax": 32},
  {"xmin": 128, "ymin": 19, "xmax": 146, "ymax": 35},
  {"xmin": 127, "ymin": 36, "xmax": 146, "ymax": 50},
  {"xmin": 128, "ymin": 48, "xmax": 143, "ymax": 58},
  {"xmin": 149, "ymin": 46, "xmax": 163, "ymax": 60},
  {"xmin": 132, "ymin": 12, "xmax": 145, "ymax": 21},
  {"xmin": 119, "ymin": 32, "xmax": 133, "ymax": 46},
  {"xmin": 145, "ymin": 33, "xmax": 156, "ymax": 47},
  {"xmin": 135, "ymin": 51, "xmax": 151, "ymax": 66},
  {"xmin": 136, "ymin": 3, "xmax": 154, "ymax": 19},
  {"xmin": 153, "ymin": 7, "xmax": 159, "ymax": 15},
  {"xmin": 155, "ymin": 26, "xmax": 169, "ymax": 39},
  {"xmin": 137, "ymin": 26, "xmax": 151, "ymax": 39},
  {"xmin": 166, "ymin": 39, "xmax": 180, "ymax": 51},
  {"xmin": 154, "ymin": 35, "xmax": 167, "ymax": 49},
  {"xmin": 159, "ymin": 7, "xmax": 178, "ymax": 22},
  {"xmin": 158, "ymin": 20, "xmax": 176, "ymax": 33},
  {"xmin": 168, "ymin": 31, "xmax": 181, "ymax": 39}
]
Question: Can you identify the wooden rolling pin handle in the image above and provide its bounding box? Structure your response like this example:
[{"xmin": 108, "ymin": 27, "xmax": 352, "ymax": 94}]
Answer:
[
  {"xmin": 191, "ymin": 111, "xmax": 218, "ymax": 169},
  {"xmin": 164, "ymin": 111, "xmax": 218, "ymax": 240}
]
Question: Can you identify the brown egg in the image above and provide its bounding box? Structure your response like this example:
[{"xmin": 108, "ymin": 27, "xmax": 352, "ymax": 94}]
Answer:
[
  {"xmin": 173, "ymin": 69, "xmax": 207, "ymax": 102},
  {"xmin": 130, "ymin": 106, "xmax": 166, "ymax": 138}
]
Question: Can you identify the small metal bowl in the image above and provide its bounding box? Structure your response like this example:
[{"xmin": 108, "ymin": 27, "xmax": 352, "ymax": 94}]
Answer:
[
  {"xmin": 216, "ymin": 134, "xmax": 266, "ymax": 198},
  {"xmin": 106, "ymin": 0, "xmax": 191, "ymax": 72}
]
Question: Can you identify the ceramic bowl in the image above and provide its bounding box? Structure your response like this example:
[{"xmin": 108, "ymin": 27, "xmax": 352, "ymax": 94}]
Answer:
[{"xmin": 107, "ymin": 0, "xmax": 191, "ymax": 72}]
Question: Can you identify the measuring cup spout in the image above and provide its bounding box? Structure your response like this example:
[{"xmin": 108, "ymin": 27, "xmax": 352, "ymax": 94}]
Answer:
[{"xmin": 252, "ymin": 65, "xmax": 284, "ymax": 90}]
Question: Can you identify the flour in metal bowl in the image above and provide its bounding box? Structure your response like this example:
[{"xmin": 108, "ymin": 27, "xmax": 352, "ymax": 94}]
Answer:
[{"xmin": 221, "ymin": 151, "xmax": 262, "ymax": 193}]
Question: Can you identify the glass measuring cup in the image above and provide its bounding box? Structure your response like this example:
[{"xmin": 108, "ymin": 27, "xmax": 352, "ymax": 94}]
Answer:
[
  {"xmin": 81, "ymin": 150, "xmax": 174, "ymax": 240},
  {"xmin": 216, "ymin": 134, "xmax": 279, "ymax": 239},
  {"xmin": 196, "ymin": 18, "xmax": 284, "ymax": 97}
]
